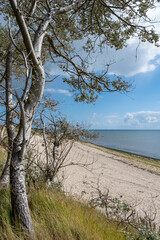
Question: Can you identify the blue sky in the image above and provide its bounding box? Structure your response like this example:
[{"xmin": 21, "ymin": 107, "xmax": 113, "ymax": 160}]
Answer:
[
  {"xmin": 43, "ymin": 4, "xmax": 160, "ymax": 129},
  {"xmin": 1, "ymin": 5, "xmax": 160, "ymax": 129},
  {"xmin": 45, "ymin": 62, "xmax": 160, "ymax": 129},
  {"xmin": 45, "ymin": 6, "xmax": 160, "ymax": 130}
]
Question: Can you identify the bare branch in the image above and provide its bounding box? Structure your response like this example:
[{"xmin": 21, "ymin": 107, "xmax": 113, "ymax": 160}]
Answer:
[
  {"xmin": 52, "ymin": 0, "xmax": 85, "ymax": 14},
  {"xmin": 9, "ymin": 0, "xmax": 39, "ymax": 66},
  {"xmin": 15, "ymin": 92, "xmax": 26, "ymax": 161},
  {"xmin": 28, "ymin": 0, "xmax": 38, "ymax": 18},
  {"xmin": 40, "ymin": 110, "xmax": 50, "ymax": 167},
  {"xmin": 8, "ymin": 19, "xmax": 31, "ymax": 102}
]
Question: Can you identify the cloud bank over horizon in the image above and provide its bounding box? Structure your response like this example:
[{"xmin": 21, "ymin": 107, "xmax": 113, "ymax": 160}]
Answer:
[{"xmin": 90, "ymin": 111, "xmax": 160, "ymax": 129}]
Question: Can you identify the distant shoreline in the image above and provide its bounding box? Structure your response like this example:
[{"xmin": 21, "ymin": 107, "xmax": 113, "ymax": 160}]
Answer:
[
  {"xmin": 88, "ymin": 142, "xmax": 160, "ymax": 161},
  {"xmin": 81, "ymin": 140, "xmax": 160, "ymax": 175},
  {"xmin": 88, "ymin": 129, "xmax": 160, "ymax": 160}
]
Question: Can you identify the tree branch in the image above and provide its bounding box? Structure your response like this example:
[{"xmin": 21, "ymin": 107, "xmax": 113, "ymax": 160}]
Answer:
[
  {"xmin": 15, "ymin": 92, "xmax": 26, "ymax": 161},
  {"xmin": 9, "ymin": 0, "xmax": 39, "ymax": 66}
]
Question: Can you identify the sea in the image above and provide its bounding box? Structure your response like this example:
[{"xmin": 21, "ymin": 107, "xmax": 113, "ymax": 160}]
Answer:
[{"xmin": 89, "ymin": 130, "xmax": 160, "ymax": 160}]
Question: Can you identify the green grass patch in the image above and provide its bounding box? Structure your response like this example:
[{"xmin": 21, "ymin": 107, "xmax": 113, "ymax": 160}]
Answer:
[
  {"xmin": 0, "ymin": 186, "xmax": 127, "ymax": 240},
  {"xmin": 30, "ymin": 187, "xmax": 127, "ymax": 240},
  {"xmin": 0, "ymin": 147, "xmax": 7, "ymax": 163},
  {"xmin": 0, "ymin": 146, "xmax": 7, "ymax": 175}
]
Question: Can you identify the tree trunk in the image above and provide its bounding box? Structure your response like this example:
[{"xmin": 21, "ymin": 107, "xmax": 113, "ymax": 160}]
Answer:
[
  {"xmin": 8, "ymin": 0, "xmax": 49, "ymax": 234},
  {"xmin": 0, "ymin": 152, "xmax": 11, "ymax": 188},
  {"xmin": 0, "ymin": 42, "xmax": 15, "ymax": 188},
  {"xmin": 9, "ymin": 66, "xmax": 46, "ymax": 235},
  {"xmin": 0, "ymin": 124, "xmax": 5, "ymax": 141},
  {"xmin": 10, "ymin": 145, "xmax": 34, "ymax": 234}
]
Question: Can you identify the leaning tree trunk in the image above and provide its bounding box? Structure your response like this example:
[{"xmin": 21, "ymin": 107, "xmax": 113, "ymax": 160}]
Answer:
[
  {"xmin": 0, "ymin": 42, "xmax": 15, "ymax": 188},
  {"xmin": 8, "ymin": 0, "xmax": 51, "ymax": 234},
  {"xmin": 9, "ymin": 66, "xmax": 45, "ymax": 234},
  {"xmin": 10, "ymin": 147, "xmax": 34, "ymax": 233}
]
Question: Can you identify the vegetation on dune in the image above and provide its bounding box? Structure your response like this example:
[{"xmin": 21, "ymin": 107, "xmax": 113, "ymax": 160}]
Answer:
[
  {"xmin": 0, "ymin": 146, "xmax": 125, "ymax": 240},
  {"xmin": 0, "ymin": 147, "xmax": 6, "ymax": 166},
  {"xmin": 0, "ymin": 186, "xmax": 126, "ymax": 240},
  {"xmin": 0, "ymin": 146, "xmax": 160, "ymax": 240}
]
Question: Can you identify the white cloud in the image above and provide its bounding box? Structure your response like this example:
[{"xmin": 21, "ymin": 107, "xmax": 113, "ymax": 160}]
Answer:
[
  {"xmin": 89, "ymin": 37, "xmax": 160, "ymax": 77},
  {"xmin": 73, "ymin": 3, "xmax": 160, "ymax": 77},
  {"xmin": 90, "ymin": 112, "xmax": 120, "ymax": 129},
  {"xmin": 47, "ymin": 4, "xmax": 160, "ymax": 78},
  {"xmin": 89, "ymin": 111, "xmax": 160, "ymax": 129},
  {"xmin": 45, "ymin": 88, "xmax": 72, "ymax": 96},
  {"xmin": 124, "ymin": 111, "xmax": 160, "ymax": 127},
  {"xmin": 72, "ymin": 36, "xmax": 160, "ymax": 77}
]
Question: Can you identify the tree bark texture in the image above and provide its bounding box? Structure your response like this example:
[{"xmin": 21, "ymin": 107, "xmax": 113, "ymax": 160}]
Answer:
[
  {"xmin": 0, "ymin": 43, "xmax": 15, "ymax": 188},
  {"xmin": 8, "ymin": 0, "xmax": 81, "ymax": 234},
  {"xmin": 0, "ymin": 152, "xmax": 12, "ymax": 188},
  {"xmin": 10, "ymin": 146, "xmax": 34, "ymax": 234},
  {"xmin": 7, "ymin": 0, "xmax": 48, "ymax": 233},
  {"xmin": 9, "ymin": 67, "xmax": 45, "ymax": 234},
  {"xmin": 9, "ymin": 62, "xmax": 45, "ymax": 234}
]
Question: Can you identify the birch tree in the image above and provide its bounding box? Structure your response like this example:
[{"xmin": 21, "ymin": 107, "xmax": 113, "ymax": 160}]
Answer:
[{"xmin": 0, "ymin": 0, "xmax": 159, "ymax": 235}]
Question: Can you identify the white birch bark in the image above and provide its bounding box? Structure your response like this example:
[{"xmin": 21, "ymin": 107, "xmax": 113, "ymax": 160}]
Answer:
[
  {"xmin": 0, "ymin": 43, "xmax": 15, "ymax": 188},
  {"xmin": 8, "ymin": 0, "xmax": 85, "ymax": 234}
]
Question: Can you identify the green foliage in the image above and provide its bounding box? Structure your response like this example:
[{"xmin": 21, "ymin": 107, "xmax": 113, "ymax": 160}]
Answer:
[
  {"xmin": 63, "ymin": 74, "xmax": 131, "ymax": 103},
  {"xmin": 1, "ymin": 0, "xmax": 159, "ymax": 103},
  {"xmin": 132, "ymin": 225, "xmax": 160, "ymax": 240}
]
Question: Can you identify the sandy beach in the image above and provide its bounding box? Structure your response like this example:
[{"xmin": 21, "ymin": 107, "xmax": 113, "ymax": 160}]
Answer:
[
  {"xmin": 31, "ymin": 135, "xmax": 160, "ymax": 226},
  {"xmin": 57, "ymin": 141, "xmax": 160, "ymax": 226}
]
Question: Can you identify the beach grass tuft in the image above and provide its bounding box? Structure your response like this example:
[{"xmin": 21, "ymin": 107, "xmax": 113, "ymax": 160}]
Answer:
[
  {"xmin": 0, "ymin": 147, "xmax": 126, "ymax": 239},
  {"xmin": 0, "ymin": 185, "xmax": 127, "ymax": 240}
]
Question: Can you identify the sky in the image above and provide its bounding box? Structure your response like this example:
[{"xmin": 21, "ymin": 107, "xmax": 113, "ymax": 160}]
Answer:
[
  {"xmin": 1, "ymin": 4, "xmax": 160, "ymax": 130},
  {"xmin": 44, "ymin": 5, "xmax": 160, "ymax": 130}
]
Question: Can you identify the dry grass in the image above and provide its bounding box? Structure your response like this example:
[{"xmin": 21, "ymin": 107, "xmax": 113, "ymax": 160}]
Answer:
[
  {"xmin": 0, "ymin": 146, "xmax": 127, "ymax": 240},
  {"xmin": 0, "ymin": 186, "xmax": 127, "ymax": 240}
]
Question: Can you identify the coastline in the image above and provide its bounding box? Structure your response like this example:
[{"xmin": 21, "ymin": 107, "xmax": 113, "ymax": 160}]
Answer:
[
  {"xmin": 89, "ymin": 129, "xmax": 160, "ymax": 160},
  {"xmin": 84, "ymin": 140, "xmax": 160, "ymax": 160},
  {"xmin": 91, "ymin": 143, "xmax": 160, "ymax": 161},
  {"xmin": 81, "ymin": 141, "xmax": 160, "ymax": 175},
  {"xmin": 60, "ymin": 140, "xmax": 160, "ymax": 226},
  {"xmin": 32, "ymin": 135, "xmax": 160, "ymax": 226}
]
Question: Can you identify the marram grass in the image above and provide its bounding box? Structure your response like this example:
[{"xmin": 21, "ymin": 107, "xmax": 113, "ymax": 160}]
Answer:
[
  {"xmin": 30, "ymin": 187, "xmax": 127, "ymax": 240},
  {"xmin": 0, "ymin": 146, "xmax": 126, "ymax": 240},
  {"xmin": 0, "ymin": 186, "xmax": 127, "ymax": 240}
]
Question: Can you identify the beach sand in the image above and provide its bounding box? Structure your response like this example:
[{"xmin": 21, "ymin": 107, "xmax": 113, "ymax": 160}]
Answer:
[
  {"xmin": 31, "ymin": 135, "xmax": 160, "ymax": 226},
  {"xmin": 58, "ymin": 141, "xmax": 160, "ymax": 226}
]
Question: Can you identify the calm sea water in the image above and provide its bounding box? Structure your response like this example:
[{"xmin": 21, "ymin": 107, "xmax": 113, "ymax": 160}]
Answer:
[{"xmin": 90, "ymin": 130, "xmax": 160, "ymax": 159}]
